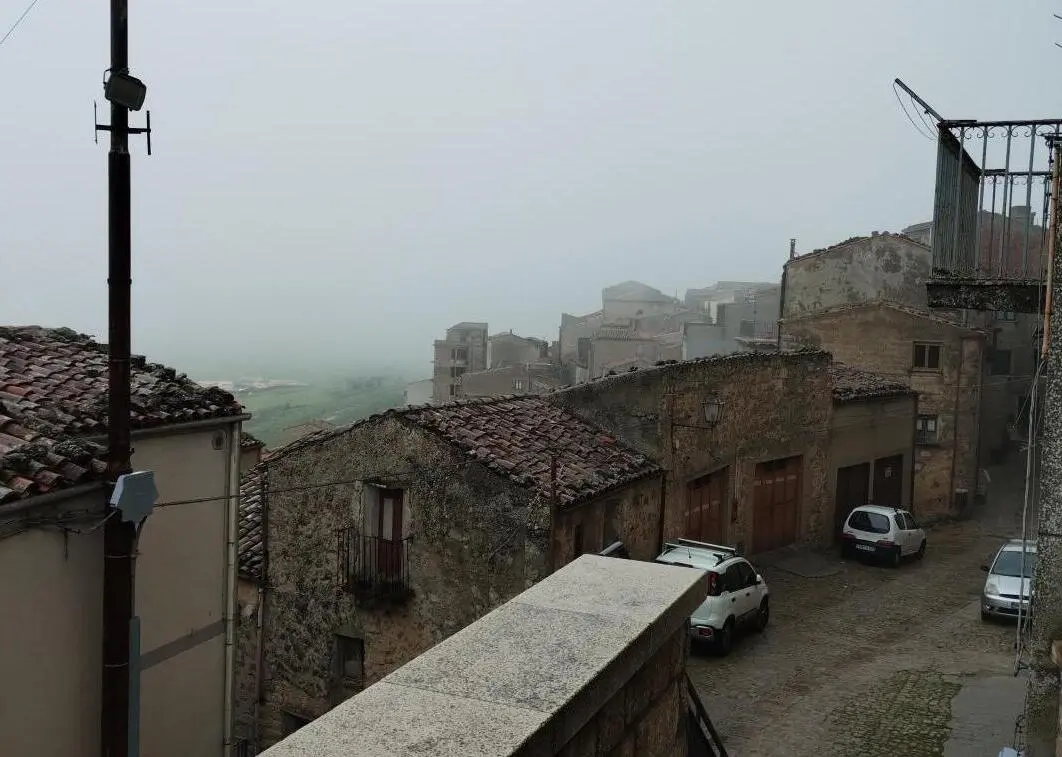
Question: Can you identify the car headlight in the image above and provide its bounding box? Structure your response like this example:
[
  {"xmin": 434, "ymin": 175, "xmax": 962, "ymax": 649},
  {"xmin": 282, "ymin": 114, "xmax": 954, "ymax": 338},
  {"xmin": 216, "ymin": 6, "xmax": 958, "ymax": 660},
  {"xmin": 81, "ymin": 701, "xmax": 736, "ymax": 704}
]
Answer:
[{"xmin": 985, "ymin": 581, "xmax": 999, "ymax": 596}]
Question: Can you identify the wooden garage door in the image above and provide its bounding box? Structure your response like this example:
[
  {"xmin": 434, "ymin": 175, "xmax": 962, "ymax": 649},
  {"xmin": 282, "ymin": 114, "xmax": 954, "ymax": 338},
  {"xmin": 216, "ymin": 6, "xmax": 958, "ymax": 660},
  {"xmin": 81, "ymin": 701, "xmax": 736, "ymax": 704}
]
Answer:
[
  {"xmin": 873, "ymin": 454, "xmax": 904, "ymax": 508},
  {"xmin": 835, "ymin": 462, "xmax": 870, "ymax": 540},
  {"xmin": 685, "ymin": 467, "xmax": 728, "ymax": 543},
  {"xmin": 752, "ymin": 456, "xmax": 802, "ymax": 554}
]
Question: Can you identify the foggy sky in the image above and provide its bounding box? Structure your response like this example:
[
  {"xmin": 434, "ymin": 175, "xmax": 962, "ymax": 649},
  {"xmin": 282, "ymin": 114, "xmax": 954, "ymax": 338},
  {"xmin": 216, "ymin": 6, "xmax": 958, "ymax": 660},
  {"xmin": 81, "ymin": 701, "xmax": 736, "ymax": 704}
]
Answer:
[{"xmin": 2, "ymin": 0, "xmax": 1059, "ymax": 377}]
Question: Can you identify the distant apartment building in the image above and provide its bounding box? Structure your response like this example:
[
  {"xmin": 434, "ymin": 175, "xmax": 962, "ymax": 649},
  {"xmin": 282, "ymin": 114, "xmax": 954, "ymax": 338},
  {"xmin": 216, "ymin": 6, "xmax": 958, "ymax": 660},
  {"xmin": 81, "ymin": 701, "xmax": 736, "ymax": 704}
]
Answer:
[
  {"xmin": 432, "ymin": 322, "xmax": 488, "ymax": 403},
  {"xmin": 684, "ymin": 280, "xmax": 777, "ymax": 321},
  {"xmin": 682, "ymin": 285, "xmax": 781, "ymax": 359},
  {"xmin": 488, "ymin": 330, "xmax": 549, "ymax": 369}
]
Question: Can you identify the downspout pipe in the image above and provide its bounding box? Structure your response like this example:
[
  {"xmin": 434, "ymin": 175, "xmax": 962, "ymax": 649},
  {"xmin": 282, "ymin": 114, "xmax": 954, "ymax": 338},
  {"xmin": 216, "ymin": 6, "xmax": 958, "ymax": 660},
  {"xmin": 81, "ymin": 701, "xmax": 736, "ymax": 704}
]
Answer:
[
  {"xmin": 222, "ymin": 424, "xmax": 241, "ymax": 756},
  {"xmin": 949, "ymin": 338, "xmax": 966, "ymax": 515}
]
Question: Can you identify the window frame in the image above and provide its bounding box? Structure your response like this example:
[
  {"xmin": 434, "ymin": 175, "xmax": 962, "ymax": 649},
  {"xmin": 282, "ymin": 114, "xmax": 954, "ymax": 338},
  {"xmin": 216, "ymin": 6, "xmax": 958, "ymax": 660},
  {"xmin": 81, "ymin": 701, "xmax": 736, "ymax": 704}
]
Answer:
[
  {"xmin": 915, "ymin": 414, "xmax": 939, "ymax": 445},
  {"xmin": 335, "ymin": 633, "xmax": 365, "ymax": 688},
  {"xmin": 912, "ymin": 342, "xmax": 943, "ymax": 371}
]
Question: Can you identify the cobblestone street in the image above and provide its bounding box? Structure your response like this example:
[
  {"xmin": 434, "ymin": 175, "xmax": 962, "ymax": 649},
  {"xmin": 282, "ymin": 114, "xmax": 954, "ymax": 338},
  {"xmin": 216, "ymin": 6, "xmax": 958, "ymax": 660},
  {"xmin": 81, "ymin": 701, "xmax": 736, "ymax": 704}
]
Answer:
[{"xmin": 688, "ymin": 465, "xmax": 1032, "ymax": 756}]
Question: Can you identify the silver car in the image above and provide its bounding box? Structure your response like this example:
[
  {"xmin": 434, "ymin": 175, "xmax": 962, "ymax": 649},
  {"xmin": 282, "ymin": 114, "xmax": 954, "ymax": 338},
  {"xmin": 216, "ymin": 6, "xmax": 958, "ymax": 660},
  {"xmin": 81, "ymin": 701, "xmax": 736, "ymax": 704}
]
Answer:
[{"xmin": 981, "ymin": 539, "xmax": 1036, "ymax": 621}]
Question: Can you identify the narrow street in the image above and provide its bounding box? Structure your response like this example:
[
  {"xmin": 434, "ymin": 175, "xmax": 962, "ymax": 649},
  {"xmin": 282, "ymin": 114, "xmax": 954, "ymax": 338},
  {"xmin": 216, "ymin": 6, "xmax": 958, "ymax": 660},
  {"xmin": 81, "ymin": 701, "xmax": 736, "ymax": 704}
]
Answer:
[{"xmin": 688, "ymin": 464, "xmax": 1034, "ymax": 756}]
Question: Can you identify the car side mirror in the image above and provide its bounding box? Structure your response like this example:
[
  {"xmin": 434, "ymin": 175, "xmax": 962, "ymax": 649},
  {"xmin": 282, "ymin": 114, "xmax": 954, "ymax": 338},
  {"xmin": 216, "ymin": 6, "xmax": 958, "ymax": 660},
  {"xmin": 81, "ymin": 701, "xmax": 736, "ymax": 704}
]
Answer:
[
  {"xmin": 980, "ymin": 565, "xmax": 989, "ymax": 572},
  {"xmin": 755, "ymin": 575, "xmax": 763, "ymax": 585}
]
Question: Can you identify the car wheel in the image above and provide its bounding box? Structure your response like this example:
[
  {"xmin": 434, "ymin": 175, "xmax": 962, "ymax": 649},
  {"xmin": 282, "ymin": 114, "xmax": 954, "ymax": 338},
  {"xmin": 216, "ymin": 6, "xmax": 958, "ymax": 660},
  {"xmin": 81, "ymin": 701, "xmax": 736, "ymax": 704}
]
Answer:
[
  {"xmin": 917, "ymin": 541, "xmax": 926, "ymax": 559},
  {"xmin": 755, "ymin": 599, "xmax": 770, "ymax": 633},
  {"xmin": 716, "ymin": 620, "xmax": 734, "ymax": 656},
  {"xmin": 889, "ymin": 546, "xmax": 902, "ymax": 568}
]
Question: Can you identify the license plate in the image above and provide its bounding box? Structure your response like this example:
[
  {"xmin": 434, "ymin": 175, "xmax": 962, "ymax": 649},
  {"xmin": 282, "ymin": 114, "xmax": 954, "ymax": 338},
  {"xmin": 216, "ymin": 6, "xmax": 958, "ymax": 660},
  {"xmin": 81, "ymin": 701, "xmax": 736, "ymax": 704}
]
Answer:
[{"xmin": 856, "ymin": 544, "xmax": 874, "ymax": 552}]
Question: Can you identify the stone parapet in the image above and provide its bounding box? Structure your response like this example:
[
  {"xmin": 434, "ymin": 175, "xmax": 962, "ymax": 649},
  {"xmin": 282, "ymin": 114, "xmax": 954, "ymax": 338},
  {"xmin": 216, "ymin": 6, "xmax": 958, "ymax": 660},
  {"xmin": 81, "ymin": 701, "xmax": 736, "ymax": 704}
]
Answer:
[{"xmin": 258, "ymin": 555, "xmax": 706, "ymax": 757}]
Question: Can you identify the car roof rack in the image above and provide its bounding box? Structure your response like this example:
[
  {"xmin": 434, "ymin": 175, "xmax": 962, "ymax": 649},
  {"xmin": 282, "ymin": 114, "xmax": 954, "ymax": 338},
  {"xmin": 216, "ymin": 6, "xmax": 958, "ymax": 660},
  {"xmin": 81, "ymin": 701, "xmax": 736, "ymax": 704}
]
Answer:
[{"xmin": 674, "ymin": 537, "xmax": 737, "ymax": 554}]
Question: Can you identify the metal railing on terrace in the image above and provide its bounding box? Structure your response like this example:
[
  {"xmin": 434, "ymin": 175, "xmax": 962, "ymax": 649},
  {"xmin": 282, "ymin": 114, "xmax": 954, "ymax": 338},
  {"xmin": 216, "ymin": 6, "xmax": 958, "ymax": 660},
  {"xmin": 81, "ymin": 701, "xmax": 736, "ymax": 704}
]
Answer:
[
  {"xmin": 928, "ymin": 117, "xmax": 1059, "ymax": 312},
  {"xmin": 337, "ymin": 530, "xmax": 413, "ymax": 604}
]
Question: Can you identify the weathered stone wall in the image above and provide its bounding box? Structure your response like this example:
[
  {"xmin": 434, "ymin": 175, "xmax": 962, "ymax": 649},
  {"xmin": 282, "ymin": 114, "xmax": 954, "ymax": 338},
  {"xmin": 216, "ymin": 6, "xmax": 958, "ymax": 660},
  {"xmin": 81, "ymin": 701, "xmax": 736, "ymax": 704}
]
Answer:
[
  {"xmin": 460, "ymin": 364, "xmax": 557, "ymax": 398},
  {"xmin": 560, "ymin": 312, "xmax": 604, "ymax": 362},
  {"xmin": 489, "ymin": 333, "xmax": 547, "ymax": 369},
  {"xmin": 589, "ymin": 337, "xmax": 667, "ymax": 379},
  {"xmin": 234, "ymin": 578, "xmax": 261, "ymax": 747},
  {"xmin": 549, "ymin": 352, "xmax": 835, "ymax": 552},
  {"xmin": 783, "ymin": 304, "xmax": 983, "ymax": 520},
  {"xmin": 782, "ymin": 233, "xmax": 932, "ymax": 316},
  {"xmin": 553, "ymin": 475, "xmax": 664, "ymax": 566},
  {"xmin": 558, "ymin": 624, "xmax": 688, "ymax": 757},
  {"xmin": 256, "ymin": 417, "xmax": 549, "ymax": 750}
]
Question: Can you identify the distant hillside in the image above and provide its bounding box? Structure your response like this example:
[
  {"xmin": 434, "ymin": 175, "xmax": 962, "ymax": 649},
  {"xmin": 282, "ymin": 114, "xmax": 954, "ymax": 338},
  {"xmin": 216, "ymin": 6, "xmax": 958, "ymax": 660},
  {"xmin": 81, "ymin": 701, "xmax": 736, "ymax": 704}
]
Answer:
[{"xmin": 240, "ymin": 375, "xmax": 406, "ymax": 448}]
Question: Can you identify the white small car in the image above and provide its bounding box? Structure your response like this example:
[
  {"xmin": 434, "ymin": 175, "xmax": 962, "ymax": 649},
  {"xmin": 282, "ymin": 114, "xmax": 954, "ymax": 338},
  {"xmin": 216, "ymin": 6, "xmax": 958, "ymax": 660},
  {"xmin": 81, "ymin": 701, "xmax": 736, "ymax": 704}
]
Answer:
[
  {"xmin": 655, "ymin": 539, "xmax": 769, "ymax": 656},
  {"xmin": 840, "ymin": 505, "xmax": 926, "ymax": 567},
  {"xmin": 981, "ymin": 539, "xmax": 1036, "ymax": 621}
]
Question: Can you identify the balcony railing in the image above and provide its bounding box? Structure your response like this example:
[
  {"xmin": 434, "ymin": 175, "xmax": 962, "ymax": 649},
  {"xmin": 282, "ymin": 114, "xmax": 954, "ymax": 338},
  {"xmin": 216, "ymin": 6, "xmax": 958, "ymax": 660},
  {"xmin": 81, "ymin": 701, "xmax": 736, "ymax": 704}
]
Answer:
[
  {"xmin": 338, "ymin": 530, "xmax": 412, "ymax": 604},
  {"xmin": 928, "ymin": 119, "xmax": 1061, "ymax": 312}
]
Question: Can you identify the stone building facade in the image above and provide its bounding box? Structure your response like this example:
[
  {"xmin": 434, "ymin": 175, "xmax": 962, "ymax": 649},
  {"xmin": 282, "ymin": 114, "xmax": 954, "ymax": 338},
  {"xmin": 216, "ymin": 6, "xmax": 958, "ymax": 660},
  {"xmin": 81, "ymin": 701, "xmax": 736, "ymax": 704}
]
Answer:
[
  {"xmin": 488, "ymin": 331, "xmax": 550, "ymax": 369},
  {"xmin": 602, "ymin": 280, "xmax": 681, "ymax": 320},
  {"xmin": 432, "ymin": 321, "xmax": 488, "ymax": 402},
  {"xmin": 236, "ymin": 396, "xmax": 662, "ymax": 751},
  {"xmin": 550, "ymin": 351, "xmax": 836, "ymax": 554},
  {"xmin": 458, "ymin": 363, "xmax": 559, "ymax": 398},
  {"xmin": 782, "ymin": 302, "xmax": 984, "ymax": 520}
]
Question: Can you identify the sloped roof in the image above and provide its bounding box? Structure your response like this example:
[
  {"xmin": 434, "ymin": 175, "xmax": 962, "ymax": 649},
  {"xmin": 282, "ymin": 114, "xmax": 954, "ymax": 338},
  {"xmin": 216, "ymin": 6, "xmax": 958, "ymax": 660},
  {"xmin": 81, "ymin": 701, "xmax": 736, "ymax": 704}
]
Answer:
[
  {"xmin": 265, "ymin": 395, "xmax": 661, "ymax": 508},
  {"xmin": 238, "ymin": 466, "xmax": 264, "ymax": 581},
  {"xmin": 0, "ymin": 326, "xmax": 245, "ymax": 503},
  {"xmin": 602, "ymin": 281, "xmax": 676, "ymax": 303},
  {"xmin": 828, "ymin": 364, "xmax": 916, "ymax": 404},
  {"xmin": 241, "ymin": 431, "xmax": 265, "ymax": 450},
  {"xmin": 780, "ymin": 301, "xmax": 984, "ymax": 334}
]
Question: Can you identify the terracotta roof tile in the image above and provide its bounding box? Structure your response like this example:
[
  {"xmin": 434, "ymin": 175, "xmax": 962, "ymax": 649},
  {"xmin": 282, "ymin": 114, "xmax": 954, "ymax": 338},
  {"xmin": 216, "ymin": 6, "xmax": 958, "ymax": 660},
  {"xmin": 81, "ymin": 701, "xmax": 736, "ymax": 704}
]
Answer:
[
  {"xmin": 238, "ymin": 466, "xmax": 264, "ymax": 581},
  {"xmin": 0, "ymin": 326, "xmax": 245, "ymax": 503},
  {"xmin": 828, "ymin": 363, "xmax": 916, "ymax": 403}
]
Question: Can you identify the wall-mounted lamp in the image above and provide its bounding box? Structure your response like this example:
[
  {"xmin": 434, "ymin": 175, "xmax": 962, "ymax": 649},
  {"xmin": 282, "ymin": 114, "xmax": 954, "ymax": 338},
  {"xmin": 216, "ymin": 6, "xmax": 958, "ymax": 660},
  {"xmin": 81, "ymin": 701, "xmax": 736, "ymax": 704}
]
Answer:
[{"xmin": 702, "ymin": 396, "xmax": 724, "ymax": 427}]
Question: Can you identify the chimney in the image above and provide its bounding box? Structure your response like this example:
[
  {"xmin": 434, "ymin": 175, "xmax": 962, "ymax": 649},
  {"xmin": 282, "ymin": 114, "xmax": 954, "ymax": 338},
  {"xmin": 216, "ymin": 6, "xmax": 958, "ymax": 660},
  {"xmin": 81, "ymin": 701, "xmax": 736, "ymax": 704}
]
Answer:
[{"xmin": 789, "ymin": 238, "xmax": 796, "ymax": 259}]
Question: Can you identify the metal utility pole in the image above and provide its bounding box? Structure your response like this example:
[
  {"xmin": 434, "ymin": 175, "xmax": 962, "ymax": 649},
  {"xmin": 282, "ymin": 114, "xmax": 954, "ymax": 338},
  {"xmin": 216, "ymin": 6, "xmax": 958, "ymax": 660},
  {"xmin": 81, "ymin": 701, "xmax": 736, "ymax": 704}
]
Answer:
[{"xmin": 101, "ymin": 0, "xmax": 136, "ymax": 753}]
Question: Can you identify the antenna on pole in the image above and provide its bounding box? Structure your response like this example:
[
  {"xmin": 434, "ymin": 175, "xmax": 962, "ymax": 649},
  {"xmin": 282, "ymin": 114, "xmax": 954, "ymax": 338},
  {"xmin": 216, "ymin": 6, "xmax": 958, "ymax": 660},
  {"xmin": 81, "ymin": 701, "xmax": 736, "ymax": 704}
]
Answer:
[{"xmin": 893, "ymin": 78, "xmax": 945, "ymax": 124}]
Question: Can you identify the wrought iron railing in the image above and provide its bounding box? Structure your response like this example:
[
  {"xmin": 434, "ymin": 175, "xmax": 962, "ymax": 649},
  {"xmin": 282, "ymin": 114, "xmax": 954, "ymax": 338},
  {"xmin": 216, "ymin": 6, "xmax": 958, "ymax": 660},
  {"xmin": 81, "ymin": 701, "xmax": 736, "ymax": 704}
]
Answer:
[
  {"xmin": 684, "ymin": 671, "xmax": 729, "ymax": 757},
  {"xmin": 927, "ymin": 118, "xmax": 1060, "ymax": 311},
  {"xmin": 338, "ymin": 530, "xmax": 412, "ymax": 602}
]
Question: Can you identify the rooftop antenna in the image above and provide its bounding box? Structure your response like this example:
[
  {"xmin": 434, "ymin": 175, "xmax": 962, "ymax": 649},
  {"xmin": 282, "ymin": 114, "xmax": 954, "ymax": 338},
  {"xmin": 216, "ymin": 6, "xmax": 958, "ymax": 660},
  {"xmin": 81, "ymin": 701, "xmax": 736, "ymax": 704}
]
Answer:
[
  {"xmin": 1055, "ymin": 14, "xmax": 1062, "ymax": 48},
  {"xmin": 789, "ymin": 238, "xmax": 796, "ymax": 260}
]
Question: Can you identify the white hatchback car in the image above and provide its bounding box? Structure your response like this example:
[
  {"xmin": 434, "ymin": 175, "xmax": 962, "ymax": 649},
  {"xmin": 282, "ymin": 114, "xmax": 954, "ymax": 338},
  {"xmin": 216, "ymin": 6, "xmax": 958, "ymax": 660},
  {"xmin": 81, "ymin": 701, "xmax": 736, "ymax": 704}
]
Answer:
[
  {"xmin": 654, "ymin": 539, "xmax": 769, "ymax": 656},
  {"xmin": 840, "ymin": 505, "xmax": 926, "ymax": 567}
]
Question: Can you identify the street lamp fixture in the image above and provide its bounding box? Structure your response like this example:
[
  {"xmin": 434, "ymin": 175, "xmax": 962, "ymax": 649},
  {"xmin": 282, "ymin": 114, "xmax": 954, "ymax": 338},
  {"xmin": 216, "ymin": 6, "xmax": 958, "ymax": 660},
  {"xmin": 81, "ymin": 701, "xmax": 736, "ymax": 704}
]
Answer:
[
  {"xmin": 702, "ymin": 396, "xmax": 724, "ymax": 426},
  {"xmin": 104, "ymin": 70, "xmax": 147, "ymax": 111}
]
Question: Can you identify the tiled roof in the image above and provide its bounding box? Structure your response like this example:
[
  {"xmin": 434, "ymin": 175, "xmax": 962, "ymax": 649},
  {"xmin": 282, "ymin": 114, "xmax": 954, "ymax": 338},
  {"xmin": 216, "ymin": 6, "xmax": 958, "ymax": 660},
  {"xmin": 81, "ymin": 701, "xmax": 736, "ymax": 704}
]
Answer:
[
  {"xmin": 828, "ymin": 363, "xmax": 916, "ymax": 404},
  {"xmin": 266, "ymin": 396, "xmax": 661, "ymax": 508},
  {"xmin": 241, "ymin": 431, "xmax": 265, "ymax": 450},
  {"xmin": 238, "ymin": 466, "xmax": 264, "ymax": 581},
  {"xmin": 402, "ymin": 397, "xmax": 660, "ymax": 506},
  {"xmin": 0, "ymin": 326, "xmax": 245, "ymax": 503}
]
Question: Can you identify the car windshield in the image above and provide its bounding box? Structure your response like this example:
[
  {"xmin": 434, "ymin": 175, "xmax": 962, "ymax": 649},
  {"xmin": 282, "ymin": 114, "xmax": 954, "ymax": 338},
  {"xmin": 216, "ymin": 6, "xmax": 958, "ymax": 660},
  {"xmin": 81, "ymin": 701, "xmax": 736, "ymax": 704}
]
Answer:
[{"xmin": 991, "ymin": 549, "xmax": 1037, "ymax": 578}]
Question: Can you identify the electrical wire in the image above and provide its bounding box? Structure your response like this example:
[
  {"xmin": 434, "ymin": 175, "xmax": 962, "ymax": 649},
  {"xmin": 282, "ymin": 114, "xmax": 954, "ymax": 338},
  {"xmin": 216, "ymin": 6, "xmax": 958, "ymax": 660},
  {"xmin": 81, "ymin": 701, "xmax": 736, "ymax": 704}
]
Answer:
[
  {"xmin": 893, "ymin": 81, "xmax": 937, "ymax": 142},
  {"xmin": 0, "ymin": 0, "xmax": 41, "ymax": 48}
]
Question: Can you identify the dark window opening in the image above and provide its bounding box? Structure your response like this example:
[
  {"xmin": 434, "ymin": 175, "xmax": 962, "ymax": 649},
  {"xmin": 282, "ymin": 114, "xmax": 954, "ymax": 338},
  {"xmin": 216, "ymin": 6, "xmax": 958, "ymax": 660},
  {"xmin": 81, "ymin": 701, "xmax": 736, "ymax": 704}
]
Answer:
[
  {"xmin": 282, "ymin": 712, "xmax": 311, "ymax": 738},
  {"xmin": 603, "ymin": 499, "xmax": 621, "ymax": 546},
  {"xmin": 573, "ymin": 523, "xmax": 584, "ymax": 557},
  {"xmin": 913, "ymin": 342, "xmax": 942, "ymax": 370},
  {"xmin": 990, "ymin": 348, "xmax": 1012, "ymax": 376}
]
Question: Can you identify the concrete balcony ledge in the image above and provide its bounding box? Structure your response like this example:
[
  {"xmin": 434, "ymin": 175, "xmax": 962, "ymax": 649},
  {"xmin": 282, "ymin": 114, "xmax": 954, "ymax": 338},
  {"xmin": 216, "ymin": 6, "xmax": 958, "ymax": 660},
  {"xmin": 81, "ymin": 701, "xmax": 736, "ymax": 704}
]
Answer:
[{"xmin": 260, "ymin": 555, "xmax": 707, "ymax": 757}]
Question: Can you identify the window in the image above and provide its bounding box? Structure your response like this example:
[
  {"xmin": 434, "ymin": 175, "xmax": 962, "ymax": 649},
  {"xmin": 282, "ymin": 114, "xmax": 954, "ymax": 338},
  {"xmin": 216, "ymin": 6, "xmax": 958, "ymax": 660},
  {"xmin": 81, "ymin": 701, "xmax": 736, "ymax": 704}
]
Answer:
[
  {"xmin": 513, "ymin": 379, "xmax": 525, "ymax": 390},
  {"xmin": 282, "ymin": 712, "xmax": 311, "ymax": 738},
  {"xmin": 723, "ymin": 564, "xmax": 744, "ymax": 592},
  {"xmin": 990, "ymin": 348, "xmax": 1012, "ymax": 376},
  {"xmin": 916, "ymin": 414, "xmax": 939, "ymax": 445},
  {"xmin": 335, "ymin": 634, "xmax": 365, "ymax": 689},
  {"xmin": 448, "ymin": 384, "xmax": 456, "ymax": 397},
  {"xmin": 573, "ymin": 523, "xmax": 584, "ymax": 556},
  {"xmin": 847, "ymin": 510, "xmax": 891, "ymax": 534},
  {"xmin": 735, "ymin": 561, "xmax": 758, "ymax": 587},
  {"xmin": 913, "ymin": 342, "xmax": 942, "ymax": 370},
  {"xmin": 996, "ymin": 311, "xmax": 1017, "ymax": 322},
  {"xmin": 452, "ymin": 347, "xmax": 468, "ymax": 362},
  {"xmin": 901, "ymin": 512, "xmax": 920, "ymax": 530},
  {"xmin": 577, "ymin": 337, "xmax": 591, "ymax": 362}
]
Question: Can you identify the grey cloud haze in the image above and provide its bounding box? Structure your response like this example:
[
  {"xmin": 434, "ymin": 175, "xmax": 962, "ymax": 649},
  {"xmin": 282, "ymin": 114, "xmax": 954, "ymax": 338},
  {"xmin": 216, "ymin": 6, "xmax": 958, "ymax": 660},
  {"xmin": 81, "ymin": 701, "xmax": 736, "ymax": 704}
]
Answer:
[{"xmin": 2, "ymin": 0, "xmax": 1059, "ymax": 376}]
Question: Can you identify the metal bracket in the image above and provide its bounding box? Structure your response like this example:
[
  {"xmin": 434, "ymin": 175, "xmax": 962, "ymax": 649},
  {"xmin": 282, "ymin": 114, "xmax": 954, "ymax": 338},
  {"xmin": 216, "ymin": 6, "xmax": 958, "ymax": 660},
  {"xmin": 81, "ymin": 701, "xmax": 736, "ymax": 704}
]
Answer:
[{"xmin": 94, "ymin": 100, "xmax": 153, "ymax": 155}]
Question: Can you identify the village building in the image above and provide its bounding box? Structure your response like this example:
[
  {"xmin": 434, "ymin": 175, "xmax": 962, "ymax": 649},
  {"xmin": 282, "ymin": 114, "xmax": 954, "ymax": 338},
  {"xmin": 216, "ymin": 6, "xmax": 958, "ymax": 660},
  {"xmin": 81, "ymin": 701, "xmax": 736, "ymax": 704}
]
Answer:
[
  {"xmin": 234, "ymin": 395, "xmax": 662, "ymax": 751},
  {"xmin": 681, "ymin": 284, "xmax": 781, "ymax": 359},
  {"xmin": 601, "ymin": 280, "xmax": 681, "ymax": 320},
  {"xmin": 781, "ymin": 230, "xmax": 1028, "ymax": 470},
  {"xmin": 241, "ymin": 431, "xmax": 266, "ymax": 474},
  {"xmin": 548, "ymin": 350, "xmax": 916, "ymax": 553},
  {"xmin": 684, "ymin": 280, "xmax": 778, "ymax": 319},
  {"xmin": 457, "ymin": 363, "xmax": 560, "ymax": 397},
  {"xmin": 431, "ymin": 321, "xmax": 488, "ymax": 402},
  {"xmin": 781, "ymin": 301, "xmax": 983, "ymax": 520},
  {"xmin": 0, "ymin": 325, "xmax": 247, "ymax": 757},
  {"xmin": 487, "ymin": 330, "xmax": 550, "ymax": 368}
]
